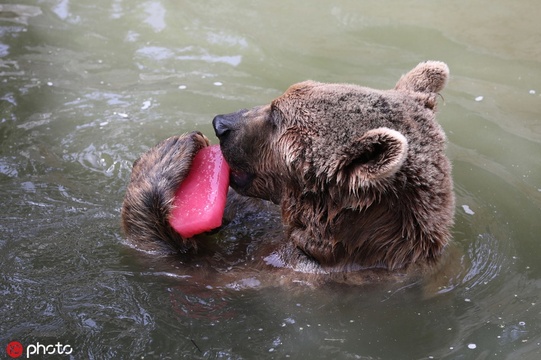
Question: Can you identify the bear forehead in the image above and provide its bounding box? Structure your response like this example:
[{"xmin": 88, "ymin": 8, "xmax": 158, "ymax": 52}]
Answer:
[{"xmin": 272, "ymin": 80, "xmax": 415, "ymax": 139}]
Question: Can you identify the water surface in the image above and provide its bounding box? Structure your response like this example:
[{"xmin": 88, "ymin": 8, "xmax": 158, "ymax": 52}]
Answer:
[{"xmin": 1, "ymin": 1, "xmax": 540, "ymax": 359}]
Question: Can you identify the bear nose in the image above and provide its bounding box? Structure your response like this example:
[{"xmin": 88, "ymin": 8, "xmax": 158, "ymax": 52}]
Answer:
[
  {"xmin": 213, "ymin": 114, "xmax": 231, "ymax": 138},
  {"xmin": 213, "ymin": 112, "xmax": 241, "ymax": 138}
]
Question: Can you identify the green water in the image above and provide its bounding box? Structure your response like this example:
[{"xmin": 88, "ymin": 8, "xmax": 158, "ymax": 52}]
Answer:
[{"xmin": 1, "ymin": 0, "xmax": 540, "ymax": 359}]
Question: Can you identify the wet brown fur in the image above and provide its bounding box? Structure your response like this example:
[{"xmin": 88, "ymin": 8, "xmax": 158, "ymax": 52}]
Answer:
[
  {"xmin": 121, "ymin": 132, "xmax": 209, "ymax": 254},
  {"xmin": 121, "ymin": 61, "xmax": 455, "ymax": 279}
]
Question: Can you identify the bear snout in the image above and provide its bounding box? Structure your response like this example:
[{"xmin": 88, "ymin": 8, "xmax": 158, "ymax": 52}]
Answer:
[
  {"xmin": 212, "ymin": 114, "xmax": 231, "ymax": 138},
  {"xmin": 213, "ymin": 110, "xmax": 247, "ymax": 138}
]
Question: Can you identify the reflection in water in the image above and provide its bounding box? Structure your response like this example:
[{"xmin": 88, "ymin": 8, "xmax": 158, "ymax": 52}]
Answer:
[
  {"xmin": 170, "ymin": 284, "xmax": 236, "ymax": 321},
  {"xmin": 462, "ymin": 233, "xmax": 510, "ymax": 290},
  {"xmin": 0, "ymin": 4, "xmax": 42, "ymax": 25}
]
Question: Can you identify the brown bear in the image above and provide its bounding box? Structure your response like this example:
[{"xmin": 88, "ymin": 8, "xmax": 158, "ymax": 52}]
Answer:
[{"xmin": 121, "ymin": 61, "xmax": 455, "ymax": 281}]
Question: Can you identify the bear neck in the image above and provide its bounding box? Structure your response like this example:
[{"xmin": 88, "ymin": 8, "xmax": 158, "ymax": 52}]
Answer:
[{"xmin": 280, "ymin": 183, "xmax": 449, "ymax": 272}]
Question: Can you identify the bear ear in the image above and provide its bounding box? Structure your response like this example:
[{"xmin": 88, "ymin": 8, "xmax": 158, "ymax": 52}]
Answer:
[
  {"xmin": 394, "ymin": 61, "xmax": 449, "ymax": 94},
  {"xmin": 337, "ymin": 127, "xmax": 408, "ymax": 189}
]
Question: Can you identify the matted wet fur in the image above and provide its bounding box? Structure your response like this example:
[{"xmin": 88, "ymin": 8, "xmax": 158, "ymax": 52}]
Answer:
[{"xmin": 121, "ymin": 61, "xmax": 455, "ymax": 285}]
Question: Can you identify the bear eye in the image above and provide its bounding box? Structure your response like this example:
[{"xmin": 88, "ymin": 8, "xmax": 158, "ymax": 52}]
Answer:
[{"xmin": 269, "ymin": 104, "xmax": 282, "ymax": 128}]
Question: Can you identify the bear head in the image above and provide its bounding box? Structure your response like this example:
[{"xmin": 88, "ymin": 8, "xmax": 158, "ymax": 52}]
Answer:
[{"xmin": 213, "ymin": 61, "xmax": 455, "ymax": 272}]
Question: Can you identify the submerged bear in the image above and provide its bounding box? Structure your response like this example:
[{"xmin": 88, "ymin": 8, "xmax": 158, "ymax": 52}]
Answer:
[{"xmin": 121, "ymin": 61, "xmax": 455, "ymax": 284}]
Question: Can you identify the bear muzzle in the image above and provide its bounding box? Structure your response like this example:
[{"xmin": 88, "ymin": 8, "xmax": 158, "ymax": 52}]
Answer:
[
  {"xmin": 213, "ymin": 110, "xmax": 247, "ymax": 138},
  {"xmin": 212, "ymin": 111, "xmax": 257, "ymax": 194}
]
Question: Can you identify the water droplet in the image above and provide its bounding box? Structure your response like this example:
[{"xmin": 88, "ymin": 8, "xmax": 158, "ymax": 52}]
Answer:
[
  {"xmin": 475, "ymin": 96, "xmax": 484, "ymax": 102},
  {"xmin": 141, "ymin": 100, "xmax": 151, "ymax": 110},
  {"xmin": 468, "ymin": 343, "xmax": 477, "ymax": 349},
  {"xmin": 462, "ymin": 205, "xmax": 475, "ymax": 215}
]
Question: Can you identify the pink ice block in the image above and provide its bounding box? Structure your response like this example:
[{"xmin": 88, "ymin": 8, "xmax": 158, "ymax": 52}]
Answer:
[{"xmin": 169, "ymin": 145, "xmax": 230, "ymax": 238}]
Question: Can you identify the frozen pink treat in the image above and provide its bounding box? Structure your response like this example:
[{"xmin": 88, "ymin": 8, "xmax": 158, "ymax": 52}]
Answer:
[{"xmin": 169, "ymin": 145, "xmax": 230, "ymax": 238}]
